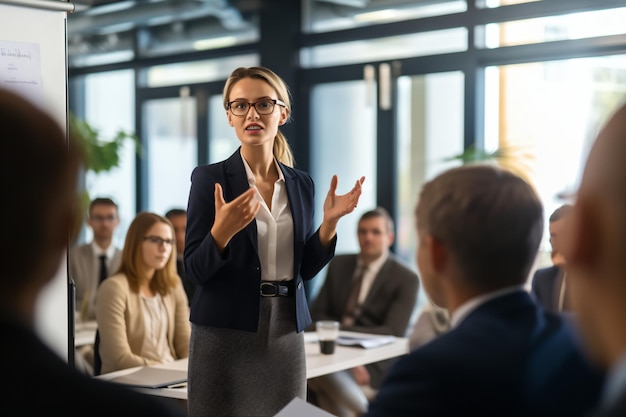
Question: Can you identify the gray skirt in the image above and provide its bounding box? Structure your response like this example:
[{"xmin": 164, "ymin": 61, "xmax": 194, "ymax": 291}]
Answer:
[{"xmin": 187, "ymin": 296, "xmax": 306, "ymax": 417}]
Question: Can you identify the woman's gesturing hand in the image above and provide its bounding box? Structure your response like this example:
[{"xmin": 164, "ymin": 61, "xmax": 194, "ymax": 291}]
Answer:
[
  {"xmin": 319, "ymin": 175, "xmax": 365, "ymax": 246},
  {"xmin": 211, "ymin": 183, "xmax": 260, "ymax": 252},
  {"xmin": 323, "ymin": 175, "xmax": 366, "ymax": 223}
]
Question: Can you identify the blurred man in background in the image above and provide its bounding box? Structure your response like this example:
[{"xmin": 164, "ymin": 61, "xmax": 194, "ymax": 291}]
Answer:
[
  {"xmin": 165, "ymin": 208, "xmax": 195, "ymax": 304},
  {"xmin": 70, "ymin": 197, "xmax": 122, "ymax": 321},
  {"xmin": 309, "ymin": 207, "xmax": 419, "ymax": 417},
  {"xmin": 531, "ymin": 204, "xmax": 573, "ymax": 313}
]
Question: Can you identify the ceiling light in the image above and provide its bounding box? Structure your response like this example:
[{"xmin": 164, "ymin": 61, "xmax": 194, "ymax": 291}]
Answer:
[
  {"xmin": 354, "ymin": 9, "xmax": 402, "ymax": 23},
  {"xmin": 193, "ymin": 36, "xmax": 238, "ymax": 50},
  {"xmin": 316, "ymin": 0, "xmax": 369, "ymax": 7}
]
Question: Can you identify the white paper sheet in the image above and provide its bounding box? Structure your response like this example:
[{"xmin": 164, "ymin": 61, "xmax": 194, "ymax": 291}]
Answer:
[{"xmin": 274, "ymin": 397, "xmax": 336, "ymax": 417}]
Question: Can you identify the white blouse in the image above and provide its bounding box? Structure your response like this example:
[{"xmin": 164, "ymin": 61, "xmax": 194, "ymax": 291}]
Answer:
[
  {"xmin": 241, "ymin": 154, "xmax": 295, "ymax": 281},
  {"xmin": 140, "ymin": 293, "xmax": 175, "ymax": 364}
]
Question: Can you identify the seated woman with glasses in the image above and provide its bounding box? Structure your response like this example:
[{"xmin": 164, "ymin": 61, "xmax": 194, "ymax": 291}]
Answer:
[{"xmin": 96, "ymin": 212, "xmax": 191, "ymax": 374}]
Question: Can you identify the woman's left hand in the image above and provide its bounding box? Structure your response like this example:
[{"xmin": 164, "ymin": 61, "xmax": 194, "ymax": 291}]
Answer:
[
  {"xmin": 318, "ymin": 175, "xmax": 365, "ymax": 248},
  {"xmin": 323, "ymin": 175, "xmax": 365, "ymax": 224}
]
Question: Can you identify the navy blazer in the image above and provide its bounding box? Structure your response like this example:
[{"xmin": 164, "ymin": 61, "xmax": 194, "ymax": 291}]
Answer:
[
  {"xmin": 184, "ymin": 148, "xmax": 336, "ymax": 333},
  {"xmin": 366, "ymin": 291, "xmax": 604, "ymax": 417},
  {"xmin": 531, "ymin": 265, "xmax": 564, "ymax": 313}
]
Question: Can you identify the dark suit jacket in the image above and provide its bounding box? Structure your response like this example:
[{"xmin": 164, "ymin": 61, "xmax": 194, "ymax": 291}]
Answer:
[
  {"xmin": 184, "ymin": 148, "xmax": 336, "ymax": 333},
  {"xmin": 310, "ymin": 253, "xmax": 420, "ymax": 387},
  {"xmin": 0, "ymin": 318, "xmax": 184, "ymax": 417},
  {"xmin": 531, "ymin": 265, "xmax": 564, "ymax": 313},
  {"xmin": 366, "ymin": 291, "xmax": 604, "ymax": 417}
]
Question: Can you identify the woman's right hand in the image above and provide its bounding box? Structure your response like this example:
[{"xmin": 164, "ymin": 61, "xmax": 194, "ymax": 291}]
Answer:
[{"xmin": 210, "ymin": 183, "xmax": 260, "ymax": 252}]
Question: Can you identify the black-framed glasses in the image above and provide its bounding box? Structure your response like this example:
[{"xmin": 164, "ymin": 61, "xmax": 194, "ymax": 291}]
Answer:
[
  {"xmin": 143, "ymin": 236, "xmax": 175, "ymax": 246},
  {"xmin": 226, "ymin": 99, "xmax": 286, "ymax": 116}
]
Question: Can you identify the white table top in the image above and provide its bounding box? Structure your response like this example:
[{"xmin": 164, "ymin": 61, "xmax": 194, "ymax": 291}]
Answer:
[
  {"xmin": 96, "ymin": 331, "xmax": 409, "ymax": 400},
  {"xmin": 304, "ymin": 331, "xmax": 408, "ymax": 379}
]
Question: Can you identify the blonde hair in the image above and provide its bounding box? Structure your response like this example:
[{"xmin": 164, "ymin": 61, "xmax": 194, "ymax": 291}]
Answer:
[
  {"xmin": 223, "ymin": 66, "xmax": 294, "ymax": 167},
  {"xmin": 117, "ymin": 212, "xmax": 179, "ymax": 295}
]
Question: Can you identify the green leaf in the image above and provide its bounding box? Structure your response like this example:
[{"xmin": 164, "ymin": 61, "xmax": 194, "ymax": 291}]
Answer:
[
  {"xmin": 443, "ymin": 145, "xmax": 500, "ymax": 163},
  {"xmin": 69, "ymin": 111, "xmax": 140, "ymax": 174}
]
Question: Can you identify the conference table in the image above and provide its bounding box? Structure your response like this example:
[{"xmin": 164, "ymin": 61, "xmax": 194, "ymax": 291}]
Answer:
[{"xmin": 96, "ymin": 331, "xmax": 409, "ymax": 400}]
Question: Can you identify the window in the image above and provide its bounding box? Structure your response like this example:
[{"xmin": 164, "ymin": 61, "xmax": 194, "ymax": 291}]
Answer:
[
  {"xmin": 301, "ymin": 28, "xmax": 467, "ymax": 68},
  {"xmin": 143, "ymin": 96, "xmax": 197, "ymax": 214},
  {"xmin": 303, "ymin": 0, "xmax": 467, "ymax": 33},
  {"xmin": 395, "ymin": 71, "xmax": 465, "ymax": 267},
  {"xmin": 310, "ymin": 80, "xmax": 378, "ymax": 254},
  {"xmin": 479, "ymin": 7, "xmax": 626, "ymax": 48},
  {"xmin": 209, "ymin": 94, "xmax": 240, "ymax": 163},
  {"xmin": 140, "ymin": 54, "xmax": 259, "ymax": 88},
  {"xmin": 82, "ymin": 69, "xmax": 136, "ymax": 247},
  {"xmin": 477, "ymin": 0, "xmax": 540, "ymax": 8},
  {"xmin": 484, "ymin": 55, "xmax": 626, "ymax": 256}
]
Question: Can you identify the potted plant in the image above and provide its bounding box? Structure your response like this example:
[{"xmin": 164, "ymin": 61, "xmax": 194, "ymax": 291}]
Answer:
[
  {"xmin": 69, "ymin": 112, "xmax": 140, "ymax": 174},
  {"xmin": 68, "ymin": 112, "xmax": 141, "ymax": 217},
  {"xmin": 444, "ymin": 143, "xmax": 534, "ymax": 186}
]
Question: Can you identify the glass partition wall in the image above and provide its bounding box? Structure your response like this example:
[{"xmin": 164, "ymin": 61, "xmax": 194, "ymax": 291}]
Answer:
[{"xmin": 69, "ymin": 1, "xmax": 626, "ymax": 290}]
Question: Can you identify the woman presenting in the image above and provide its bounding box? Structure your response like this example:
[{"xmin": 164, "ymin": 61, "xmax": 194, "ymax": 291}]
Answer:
[{"xmin": 184, "ymin": 66, "xmax": 364, "ymax": 416}]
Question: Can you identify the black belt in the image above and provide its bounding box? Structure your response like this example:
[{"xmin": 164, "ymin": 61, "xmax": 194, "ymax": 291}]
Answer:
[{"xmin": 260, "ymin": 280, "xmax": 294, "ymax": 297}]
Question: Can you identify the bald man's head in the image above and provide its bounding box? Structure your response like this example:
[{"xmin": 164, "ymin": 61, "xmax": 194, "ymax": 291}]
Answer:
[
  {"xmin": 565, "ymin": 102, "xmax": 626, "ymax": 368},
  {"xmin": 577, "ymin": 103, "xmax": 626, "ymax": 268}
]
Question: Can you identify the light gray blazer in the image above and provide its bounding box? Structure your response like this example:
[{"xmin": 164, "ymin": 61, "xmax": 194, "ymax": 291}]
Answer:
[
  {"xmin": 96, "ymin": 273, "xmax": 190, "ymax": 374},
  {"xmin": 69, "ymin": 243, "xmax": 122, "ymax": 321}
]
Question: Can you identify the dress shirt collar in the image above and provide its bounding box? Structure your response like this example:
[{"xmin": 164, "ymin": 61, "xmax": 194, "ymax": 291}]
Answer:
[
  {"xmin": 355, "ymin": 253, "xmax": 388, "ymax": 303},
  {"xmin": 450, "ymin": 285, "xmax": 526, "ymax": 328},
  {"xmin": 603, "ymin": 352, "xmax": 626, "ymax": 407},
  {"xmin": 91, "ymin": 241, "xmax": 115, "ymax": 259}
]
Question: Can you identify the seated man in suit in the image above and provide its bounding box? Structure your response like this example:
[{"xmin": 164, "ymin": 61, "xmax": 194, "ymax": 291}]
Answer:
[
  {"xmin": 165, "ymin": 208, "xmax": 196, "ymax": 304},
  {"xmin": 564, "ymin": 102, "xmax": 626, "ymax": 416},
  {"xmin": 70, "ymin": 197, "xmax": 123, "ymax": 321},
  {"xmin": 308, "ymin": 207, "xmax": 419, "ymax": 417},
  {"xmin": 70, "ymin": 197, "xmax": 123, "ymax": 373},
  {"xmin": 366, "ymin": 165, "xmax": 603, "ymax": 417},
  {"xmin": 531, "ymin": 204, "xmax": 573, "ymax": 312},
  {"xmin": 0, "ymin": 88, "xmax": 183, "ymax": 416}
]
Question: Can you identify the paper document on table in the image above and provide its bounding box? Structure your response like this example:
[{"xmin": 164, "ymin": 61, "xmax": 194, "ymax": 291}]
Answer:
[
  {"xmin": 274, "ymin": 397, "xmax": 335, "ymax": 417},
  {"xmin": 109, "ymin": 367, "xmax": 187, "ymax": 389},
  {"xmin": 337, "ymin": 334, "xmax": 396, "ymax": 349}
]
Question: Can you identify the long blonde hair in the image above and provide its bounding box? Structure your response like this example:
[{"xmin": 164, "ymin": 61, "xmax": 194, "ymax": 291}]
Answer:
[
  {"xmin": 223, "ymin": 66, "xmax": 295, "ymax": 167},
  {"xmin": 117, "ymin": 212, "xmax": 179, "ymax": 295}
]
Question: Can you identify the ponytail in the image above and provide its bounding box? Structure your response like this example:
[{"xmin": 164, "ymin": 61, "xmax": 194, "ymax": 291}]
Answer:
[{"xmin": 274, "ymin": 131, "xmax": 294, "ymax": 167}]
